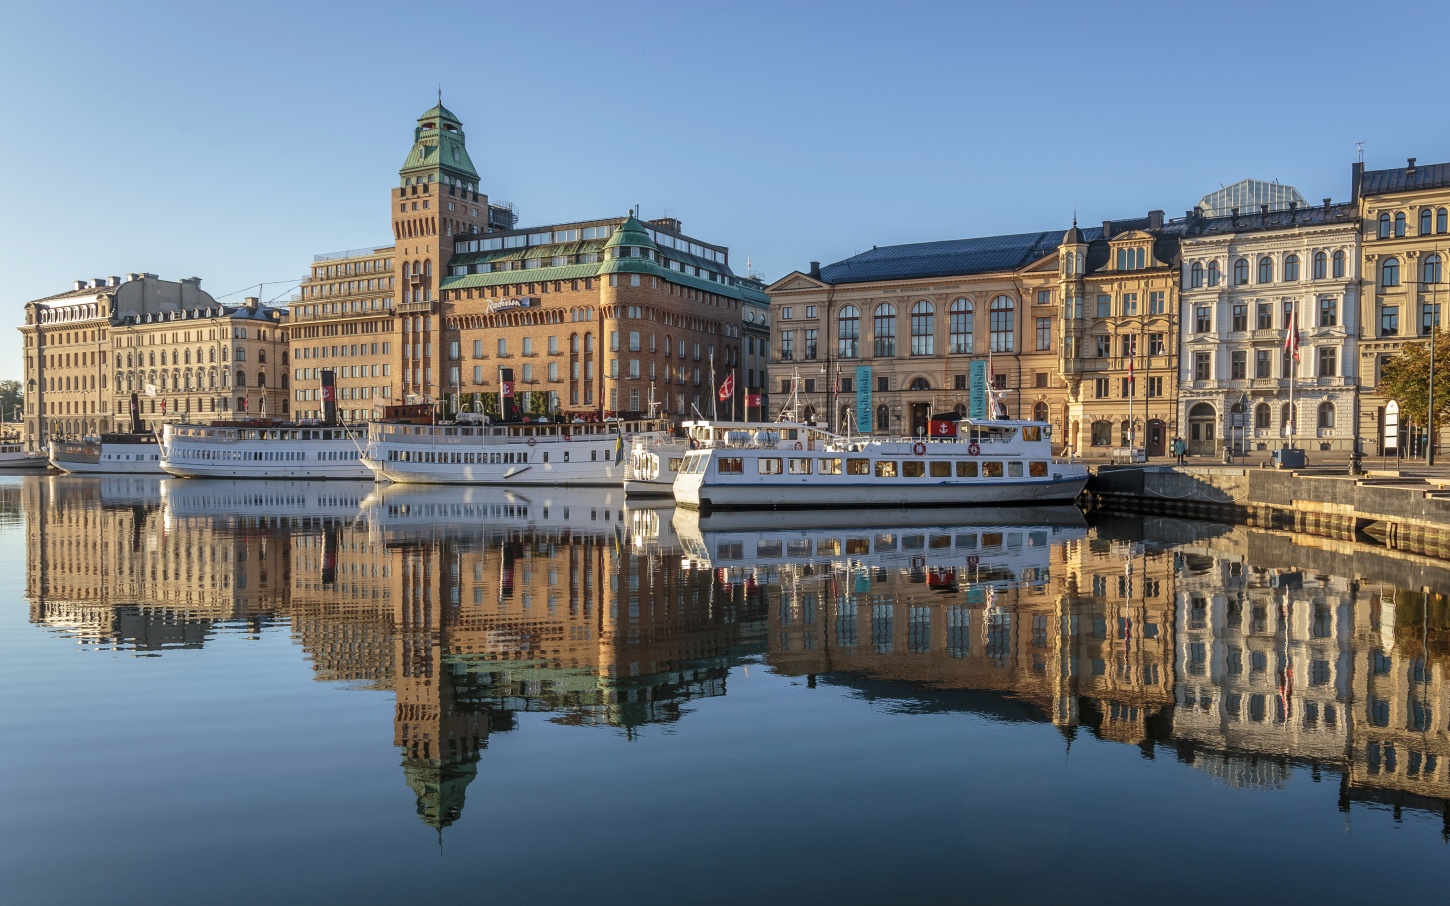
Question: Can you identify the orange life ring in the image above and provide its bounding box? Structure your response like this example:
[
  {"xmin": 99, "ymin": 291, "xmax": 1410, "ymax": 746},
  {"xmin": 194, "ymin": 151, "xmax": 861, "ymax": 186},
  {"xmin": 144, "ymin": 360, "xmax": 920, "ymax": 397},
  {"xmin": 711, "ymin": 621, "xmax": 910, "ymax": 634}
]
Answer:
[
  {"xmin": 527, "ymin": 437, "xmax": 537, "ymax": 447},
  {"xmin": 967, "ymin": 442, "xmax": 980, "ymax": 456},
  {"xmin": 793, "ymin": 441, "xmax": 803, "ymax": 450},
  {"xmin": 912, "ymin": 441, "xmax": 926, "ymax": 456}
]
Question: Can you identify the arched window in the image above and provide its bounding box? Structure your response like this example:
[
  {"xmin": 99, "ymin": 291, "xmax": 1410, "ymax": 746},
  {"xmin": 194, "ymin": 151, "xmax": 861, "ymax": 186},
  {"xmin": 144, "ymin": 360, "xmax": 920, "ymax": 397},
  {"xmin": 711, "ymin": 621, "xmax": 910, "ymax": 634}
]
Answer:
[
  {"xmin": 1283, "ymin": 254, "xmax": 1299, "ymax": 282},
  {"xmin": 1425, "ymin": 254, "xmax": 1442, "ymax": 285},
  {"xmin": 837, "ymin": 305, "xmax": 860, "ymax": 358},
  {"xmin": 1332, "ymin": 250, "xmax": 1346, "ymax": 279},
  {"xmin": 235, "ymin": 369, "xmax": 247, "ymax": 388},
  {"xmin": 235, "ymin": 346, "xmax": 246, "ymax": 361},
  {"xmin": 948, "ymin": 298, "xmax": 973, "ymax": 353},
  {"xmin": 1313, "ymin": 251, "xmax": 1327, "ymax": 280},
  {"xmin": 1422, "ymin": 209, "xmax": 1434, "ymax": 235},
  {"xmin": 1254, "ymin": 403, "xmax": 1270, "ymax": 430},
  {"xmin": 1091, "ymin": 420, "xmax": 1113, "ymax": 446},
  {"xmin": 875, "ymin": 403, "xmax": 890, "ymax": 434},
  {"xmin": 910, "ymin": 301, "xmax": 934, "ymax": 355},
  {"xmin": 908, "ymin": 377, "xmax": 930, "ymax": 391},
  {"xmin": 1208, "ymin": 260, "xmax": 1221, "ymax": 287},
  {"xmin": 1395, "ymin": 212, "xmax": 1406, "ymax": 237},
  {"xmin": 1033, "ymin": 401, "xmax": 1049, "ymax": 422},
  {"xmin": 1258, "ymin": 256, "xmax": 1274, "ymax": 284},
  {"xmin": 1189, "ymin": 262, "xmax": 1203, "ymax": 288},
  {"xmin": 402, "ymin": 262, "xmax": 411, "ymax": 278},
  {"xmin": 989, "ymin": 295, "xmax": 1015, "ymax": 352},
  {"xmin": 257, "ymin": 371, "xmax": 267, "ymax": 388},
  {"xmin": 1381, "ymin": 257, "xmax": 1400, "ymax": 287},
  {"xmin": 1439, "ymin": 208, "xmax": 1448, "ymax": 234},
  {"xmin": 423, "ymin": 260, "xmax": 432, "ymax": 276},
  {"xmin": 1379, "ymin": 213, "xmax": 1392, "ymax": 239},
  {"xmin": 183, "ymin": 349, "xmax": 191, "ymax": 365},
  {"xmin": 1233, "ymin": 258, "xmax": 1249, "ymax": 285},
  {"xmin": 873, "ymin": 303, "xmax": 897, "ymax": 357},
  {"xmin": 1318, "ymin": 401, "xmax": 1335, "ymax": 429}
]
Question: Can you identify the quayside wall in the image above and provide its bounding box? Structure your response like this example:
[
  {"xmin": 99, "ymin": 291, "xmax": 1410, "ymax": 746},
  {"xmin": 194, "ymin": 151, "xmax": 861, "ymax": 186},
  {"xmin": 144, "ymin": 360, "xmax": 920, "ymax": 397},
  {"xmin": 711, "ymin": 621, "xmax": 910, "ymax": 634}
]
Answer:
[{"xmin": 1087, "ymin": 466, "xmax": 1450, "ymax": 562}]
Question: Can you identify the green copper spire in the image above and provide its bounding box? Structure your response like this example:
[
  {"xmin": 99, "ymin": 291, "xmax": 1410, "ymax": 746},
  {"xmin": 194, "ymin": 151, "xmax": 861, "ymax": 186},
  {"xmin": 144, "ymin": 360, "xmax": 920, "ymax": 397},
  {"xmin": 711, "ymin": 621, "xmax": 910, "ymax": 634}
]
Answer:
[{"xmin": 400, "ymin": 102, "xmax": 479, "ymax": 184}]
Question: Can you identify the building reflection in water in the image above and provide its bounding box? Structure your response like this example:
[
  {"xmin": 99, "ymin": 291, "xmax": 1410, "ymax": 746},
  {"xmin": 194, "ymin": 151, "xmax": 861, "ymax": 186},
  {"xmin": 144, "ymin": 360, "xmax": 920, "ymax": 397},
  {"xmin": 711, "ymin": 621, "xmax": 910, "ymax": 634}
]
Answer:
[{"xmin": 19, "ymin": 475, "xmax": 1450, "ymax": 834}]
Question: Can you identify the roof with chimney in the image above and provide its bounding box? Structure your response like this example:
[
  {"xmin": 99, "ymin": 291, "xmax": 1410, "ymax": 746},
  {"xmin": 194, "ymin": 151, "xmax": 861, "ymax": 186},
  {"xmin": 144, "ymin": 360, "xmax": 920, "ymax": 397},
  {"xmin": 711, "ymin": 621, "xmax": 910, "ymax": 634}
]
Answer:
[
  {"xmin": 1359, "ymin": 158, "xmax": 1450, "ymax": 196},
  {"xmin": 817, "ymin": 227, "xmax": 1105, "ymax": 285}
]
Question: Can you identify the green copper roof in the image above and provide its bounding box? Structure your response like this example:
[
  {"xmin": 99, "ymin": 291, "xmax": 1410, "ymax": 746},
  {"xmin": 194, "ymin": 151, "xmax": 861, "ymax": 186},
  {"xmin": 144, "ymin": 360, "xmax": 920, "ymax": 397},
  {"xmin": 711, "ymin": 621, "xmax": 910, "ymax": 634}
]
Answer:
[
  {"xmin": 601, "ymin": 215, "xmax": 657, "ymax": 252},
  {"xmin": 416, "ymin": 103, "xmax": 462, "ymax": 127},
  {"xmin": 400, "ymin": 102, "xmax": 479, "ymax": 182},
  {"xmin": 441, "ymin": 264, "xmax": 601, "ymax": 290}
]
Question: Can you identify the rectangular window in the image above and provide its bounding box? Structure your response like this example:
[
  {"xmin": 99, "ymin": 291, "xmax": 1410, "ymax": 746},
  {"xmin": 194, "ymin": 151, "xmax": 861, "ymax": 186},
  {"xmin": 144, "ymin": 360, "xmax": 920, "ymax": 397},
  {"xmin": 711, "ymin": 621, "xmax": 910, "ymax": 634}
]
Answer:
[
  {"xmin": 1122, "ymin": 293, "xmax": 1138, "ymax": 316},
  {"xmin": 497, "ymin": 338, "xmax": 507, "ymax": 356},
  {"xmin": 1149, "ymin": 291, "xmax": 1165, "ymax": 314},
  {"xmin": 1095, "ymin": 335, "xmax": 1111, "ymax": 358},
  {"xmin": 1318, "ymin": 346, "xmax": 1336, "ymax": 377},
  {"xmin": 873, "ymin": 460, "xmax": 898, "ymax": 478},
  {"xmin": 1096, "ymin": 295, "xmax": 1111, "ymax": 318},
  {"xmin": 1255, "ymin": 349, "xmax": 1271, "ymax": 379},
  {"xmin": 818, "ymin": 458, "xmax": 842, "ymax": 475},
  {"xmin": 1195, "ymin": 306, "xmax": 1212, "ymax": 333},
  {"xmin": 1035, "ymin": 372, "xmax": 1047, "ymax": 388},
  {"xmin": 956, "ymin": 461, "xmax": 978, "ymax": 477},
  {"xmin": 1194, "ymin": 351, "xmax": 1211, "ymax": 381},
  {"xmin": 1120, "ymin": 377, "xmax": 1132, "ymax": 398},
  {"xmin": 847, "ymin": 458, "xmax": 870, "ymax": 475},
  {"xmin": 902, "ymin": 460, "xmax": 925, "ymax": 478},
  {"xmin": 982, "ymin": 461, "xmax": 1003, "ymax": 478},
  {"xmin": 758, "ymin": 457, "xmax": 783, "ymax": 475},
  {"xmin": 804, "ymin": 328, "xmax": 818, "ymax": 360},
  {"xmin": 1231, "ymin": 304, "xmax": 1247, "ymax": 332},
  {"xmin": 876, "ymin": 376, "xmax": 888, "ymax": 393},
  {"xmin": 1257, "ymin": 303, "xmax": 1273, "ymax": 330},
  {"xmin": 473, "ymin": 365, "xmax": 482, "ymax": 384},
  {"xmin": 1231, "ymin": 350, "xmax": 1246, "ymax": 380},
  {"xmin": 1320, "ymin": 297, "xmax": 1338, "ymax": 327},
  {"xmin": 717, "ymin": 457, "xmax": 744, "ymax": 474},
  {"xmin": 1036, "ymin": 317, "xmax": 1051, "ymax": 350},
  {"xmin": 1146, "ymin": 376, "xmax": 1163, "ymax": 398},
  {"xmin": 1381, "ymin": 305, "xmax": 1399, "ymax": 337},
  {"xmin": 1094, "ymin": 378, "xmax": 1109, "ymax": 398}
]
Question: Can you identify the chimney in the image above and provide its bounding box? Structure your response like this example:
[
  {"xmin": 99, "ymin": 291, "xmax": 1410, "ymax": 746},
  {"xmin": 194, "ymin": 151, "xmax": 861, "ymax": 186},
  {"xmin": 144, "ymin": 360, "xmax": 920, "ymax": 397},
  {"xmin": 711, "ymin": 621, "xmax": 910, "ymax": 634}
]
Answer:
[
  {"xmin": 108, "ymin": 275, "xmax": 121, "ymax": 287},
  {"xmin": 91, "ymin": 278, "xmax": 105, "ymax": 288},
  {"xmin": 1351, "ymin": 161, "xmax": 1364, "ymax": 201},
  {"xmin": 1101, "ymin": 220, "xmax": 1114, "ymax": 239},
  {"xmin": 243, "ymin": 296, "xmax": 260, "ymax": 309},
  {"xmin": 1148, "ymin": 210, "xmax": 1164, "ymax": 231},
  {"xmin": 1260, "ymin": 204, "xmax": 1270, "ymax": 216},
  {"xmin": 74, "ymin": 280, "xmax": 87, "ymax": 291},
  {"xmin": 809, "ymin": 261, "xmax": 821, "ymax": 279},
  {"xmin": 1323, "ymin": 197, "xmax": 1332, "ymax": 211},
  {"xmin": 127, "ymin": 273, "xmax": 142, "ymax": 282},
  {"xmin": 1408, "ymin": 157, "xmax": 1418, "ymax": 175},
  {"xmin": 1289, "ymin": 201, "xmax": 1298, "ymax": 221}
]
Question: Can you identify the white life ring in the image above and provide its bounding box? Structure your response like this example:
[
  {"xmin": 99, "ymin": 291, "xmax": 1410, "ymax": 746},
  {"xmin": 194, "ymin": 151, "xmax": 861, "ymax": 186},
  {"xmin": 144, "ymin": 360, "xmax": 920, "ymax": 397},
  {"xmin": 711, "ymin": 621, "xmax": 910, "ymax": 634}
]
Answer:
[
  {"xmin": 527, "ymin": 437, "xmax": 537, "ymax": 447},
  {"xmin": 912, "ymin": 441, "xmax": 926, "ymax": 456},
  {"xmin": 967, "ymin": 442, "xmax": 981, "ymax": 456}
]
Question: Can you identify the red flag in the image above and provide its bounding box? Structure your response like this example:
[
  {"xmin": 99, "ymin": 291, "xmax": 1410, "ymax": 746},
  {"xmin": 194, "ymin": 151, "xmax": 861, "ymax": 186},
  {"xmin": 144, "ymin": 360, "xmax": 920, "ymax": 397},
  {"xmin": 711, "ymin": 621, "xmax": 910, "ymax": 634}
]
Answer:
[
  {"xmin": 1284, "ymin": 316, "xmax": 1300, "ymax": 361},
  {"xmin": 161, "ymin": 398, "xmax": 167, "ymax": 414},
  {"xmin": 718, "ymin": 371, "xmax": 734, "ymax": 402},
  {"xmin": 1127, "ymin": 338, "xmax": 1135, "ymax": 383}
]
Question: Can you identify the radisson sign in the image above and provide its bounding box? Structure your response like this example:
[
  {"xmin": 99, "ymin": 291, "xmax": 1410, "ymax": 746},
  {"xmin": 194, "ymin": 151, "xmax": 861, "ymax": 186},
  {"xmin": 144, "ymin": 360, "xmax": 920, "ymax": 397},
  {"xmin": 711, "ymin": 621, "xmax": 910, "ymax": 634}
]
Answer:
[{"xmin": 486, "ymin": 297, "xmax": 535, "ymax": 314}]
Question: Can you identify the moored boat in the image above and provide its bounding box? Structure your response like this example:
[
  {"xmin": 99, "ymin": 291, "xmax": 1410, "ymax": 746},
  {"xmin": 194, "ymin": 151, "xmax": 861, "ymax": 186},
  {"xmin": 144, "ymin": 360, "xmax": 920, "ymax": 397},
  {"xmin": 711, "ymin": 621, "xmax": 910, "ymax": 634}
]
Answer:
[
  {"xmin": 160, "ymin": 421, "xmax": 370, "ymax": 480},
  {"xmin": 50, "ymin": 433, "xmax": 165, "ymax": 475},
  {"xmin": 672, "ymin": 417, "xmax": 1088, "ymax": 510},
  {"xmin": 0, "ymin": 442, "xmax": 51, "ymax": 472}
]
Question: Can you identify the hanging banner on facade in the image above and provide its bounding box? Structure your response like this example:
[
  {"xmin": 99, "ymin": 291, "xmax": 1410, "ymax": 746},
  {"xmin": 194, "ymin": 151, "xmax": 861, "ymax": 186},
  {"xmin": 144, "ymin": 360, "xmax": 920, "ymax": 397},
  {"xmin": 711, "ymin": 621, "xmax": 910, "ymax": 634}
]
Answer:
[
  {"xmin": 969, "ymin": 360, "xmax": 987, "ymax": 419},
  {"xmin": 856, "ymin": 365, "xmax": 873, "ymax": 432}
]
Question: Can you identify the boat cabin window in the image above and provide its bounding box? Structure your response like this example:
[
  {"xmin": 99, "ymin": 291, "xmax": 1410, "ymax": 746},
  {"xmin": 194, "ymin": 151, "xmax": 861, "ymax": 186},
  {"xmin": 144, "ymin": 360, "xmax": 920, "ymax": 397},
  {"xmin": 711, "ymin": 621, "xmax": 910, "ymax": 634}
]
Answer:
[
  {"xmin": 967, "ymin": 426, "xmax": 1017, "ymax": 443},
  {"xmin": 717, "ymin": 457, "xmax": 744, "ymax": 474},
  {"xmin": 1021, "ymin": 426, "xmax": 1041, "ymax": 441},
  {"xmin": 902, "ymin": 460, "xmax": 925, "ymax": 478},
  {"xmin": 983, "ymin": 461, "xmax": 1004, "ymax": 477},
  {"xmin": 1030, "ymin": 461, "xmax": 1048, "ymax": 477},
  {"xmin": 816, "ymin": 539, "xmax": 841, "ymax": 556},
  {"xmin": 1008, "ymin": 462, "xmax": 1024, "ymax": 477},
  {"xmin": 788, "ymin": 458, "xmax": 812, "ymax": 475},
  {"xmin": 756, "ymin": 540, "xmax": 783, "ymax": 558},
  {"xmin": 957, "ymin": 461, "xmax": 978, "ymax": 477},
  {"xmin": 847, "ymin": 458, "xmax": 870, "ymax": 475},
  {"xmin": 818, "ymin": 458, "xmax": 842, "ymax": 475},
  {"xmin": 758, "ymin": 457, "xmax": 783, "ymax": 475},
  {"xmin": 874, "ymin": 461, "xmax": 897, "ymax": 478},
  {"xmin": 930, "ymin": 462, "xmax": 951, "ymax": 477}
]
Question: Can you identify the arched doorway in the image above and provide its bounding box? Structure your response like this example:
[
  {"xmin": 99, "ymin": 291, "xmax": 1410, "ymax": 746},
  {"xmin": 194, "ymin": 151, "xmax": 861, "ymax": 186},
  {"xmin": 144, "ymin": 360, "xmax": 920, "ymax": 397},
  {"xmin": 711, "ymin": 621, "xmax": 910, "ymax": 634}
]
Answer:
[{"xmin": 1187, "ymin": 403, "xmax": 1217, "ymax": 455}]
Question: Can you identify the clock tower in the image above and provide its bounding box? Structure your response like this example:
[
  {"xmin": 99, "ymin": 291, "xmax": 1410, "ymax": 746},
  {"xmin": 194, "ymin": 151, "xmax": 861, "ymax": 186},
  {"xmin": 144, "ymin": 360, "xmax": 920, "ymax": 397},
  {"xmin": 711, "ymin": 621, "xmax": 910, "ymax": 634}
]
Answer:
[{"xmin": 391, "ymin": 101, "xmax": 486, "ymax": 402}]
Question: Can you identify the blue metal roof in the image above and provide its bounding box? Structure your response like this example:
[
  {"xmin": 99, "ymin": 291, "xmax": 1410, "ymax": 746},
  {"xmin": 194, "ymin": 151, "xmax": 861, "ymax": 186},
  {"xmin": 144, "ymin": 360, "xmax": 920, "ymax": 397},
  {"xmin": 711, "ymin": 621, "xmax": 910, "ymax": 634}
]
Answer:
[
  {"xmin": 1361, "ymin": 161, "xmax": 1450, "ymax": 196},
  {"xmin": 818, "ymin": 226, "xmax": 1104, "ymax": 285}
]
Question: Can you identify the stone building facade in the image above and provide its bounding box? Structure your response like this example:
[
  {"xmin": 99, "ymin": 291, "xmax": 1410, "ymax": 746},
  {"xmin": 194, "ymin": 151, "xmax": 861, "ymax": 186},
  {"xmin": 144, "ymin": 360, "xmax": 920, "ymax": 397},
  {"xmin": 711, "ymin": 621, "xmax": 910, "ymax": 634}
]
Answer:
[
  {"xmin": 1178, "ymin": 200, "xmax": 1361, "ymax": 455},
  {"xmin": 19, "ymin": 274, "xmax": 289, "ymax": 448},
  {"xmin": 1354, "ymin": 157, "xmax": 1450, "ymax": 454}
]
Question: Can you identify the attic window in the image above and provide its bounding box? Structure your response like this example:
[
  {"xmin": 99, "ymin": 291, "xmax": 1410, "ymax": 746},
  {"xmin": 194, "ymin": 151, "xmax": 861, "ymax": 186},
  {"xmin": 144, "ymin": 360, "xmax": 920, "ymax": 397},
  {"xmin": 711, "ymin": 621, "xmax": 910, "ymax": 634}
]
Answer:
[
  {"xmin": 422, "ymin": 122, "xmax": 435, "ymax": 129},
  {"xmin": 1115, "ymin": 247, "xmax": 1146, "ymax": 270}
]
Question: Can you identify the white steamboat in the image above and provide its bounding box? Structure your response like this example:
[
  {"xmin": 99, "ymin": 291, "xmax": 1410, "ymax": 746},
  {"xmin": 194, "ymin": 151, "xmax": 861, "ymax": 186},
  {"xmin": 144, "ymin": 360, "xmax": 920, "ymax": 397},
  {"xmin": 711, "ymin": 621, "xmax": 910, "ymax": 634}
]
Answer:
[
  {"xmin": 160, "ymin": 421, "xmax": 370, "ymax": 480},
  {"xmin": 672, "ymin": 418, "xmax": 1088, "ymax": 510},
  {"xmin": 362, "ymin": 416, "xmax": 674, "ymax": 487},
  {"xmin": 50, "ymin": 433, "xmax": 165, "ymax": 475}
]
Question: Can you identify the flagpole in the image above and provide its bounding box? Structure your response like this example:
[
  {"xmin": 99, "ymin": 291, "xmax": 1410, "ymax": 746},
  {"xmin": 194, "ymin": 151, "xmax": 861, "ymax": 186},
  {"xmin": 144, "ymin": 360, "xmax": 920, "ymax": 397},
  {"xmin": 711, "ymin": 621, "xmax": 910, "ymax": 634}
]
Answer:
[
  {"xmin": 1128, "ymin": 336, "xmax": 1135, "ymax": 456},
  {"xmin": 1289, "ymin": 297, "xmax": 1297, "ymax": 450}
]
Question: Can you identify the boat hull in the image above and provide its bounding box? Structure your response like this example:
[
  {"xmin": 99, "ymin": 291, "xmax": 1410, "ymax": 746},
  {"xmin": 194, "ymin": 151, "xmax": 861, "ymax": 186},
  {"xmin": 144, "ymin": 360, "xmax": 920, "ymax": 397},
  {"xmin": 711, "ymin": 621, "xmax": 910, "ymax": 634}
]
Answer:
[{"xmin": 677, "ymin": 474, "xmax": 1089, "ymax": 510}]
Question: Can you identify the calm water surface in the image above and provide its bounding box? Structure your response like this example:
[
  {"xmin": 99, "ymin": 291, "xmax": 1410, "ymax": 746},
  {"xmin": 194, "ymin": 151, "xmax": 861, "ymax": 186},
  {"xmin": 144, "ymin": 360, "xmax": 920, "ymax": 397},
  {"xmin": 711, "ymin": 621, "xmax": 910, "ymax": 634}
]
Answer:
[{"xmin": 3, "ymin": 474, "xmax": 1449, "ymax": 904}]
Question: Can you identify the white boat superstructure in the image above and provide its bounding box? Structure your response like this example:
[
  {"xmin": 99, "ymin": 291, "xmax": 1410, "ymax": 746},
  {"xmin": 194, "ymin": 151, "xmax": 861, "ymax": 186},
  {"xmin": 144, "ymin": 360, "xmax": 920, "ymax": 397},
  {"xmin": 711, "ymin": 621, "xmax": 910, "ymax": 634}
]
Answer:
[
  {"xmin": 0, "ymin": 442, "xmax": 50, "ymax": 472},
  {"xmin": 160, "ymin": 422, "xmax": 370, "ymax": 479},
  {"xmin": 672, "ymin": 418, "xmax": 1088, "ymax": 510},
  {"xmin": 622, "ymin": 419, "xmax": 823, "ymax": 495},
  {"xmin": 362, "ymin": 418, "xmax": 674, "ymax": 486},
  {"xmin": 50, "ymin": 433, "xmax": 165, "ymax": 475}
]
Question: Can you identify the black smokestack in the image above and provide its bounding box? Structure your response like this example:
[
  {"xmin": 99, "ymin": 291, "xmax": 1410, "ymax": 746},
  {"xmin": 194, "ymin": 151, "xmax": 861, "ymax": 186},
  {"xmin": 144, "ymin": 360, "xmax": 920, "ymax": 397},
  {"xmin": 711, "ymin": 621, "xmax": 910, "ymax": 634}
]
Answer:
[
  {"xmin": 500, "ymin": 367, "xmax": 516, "ymax": 422},
  {"xmin": 129, "ymin": 392, "xmax": 143, "ymax": 433},
  {"xmin": 320, "ymin": 370, "xmax": 337, "ymax": 426}
]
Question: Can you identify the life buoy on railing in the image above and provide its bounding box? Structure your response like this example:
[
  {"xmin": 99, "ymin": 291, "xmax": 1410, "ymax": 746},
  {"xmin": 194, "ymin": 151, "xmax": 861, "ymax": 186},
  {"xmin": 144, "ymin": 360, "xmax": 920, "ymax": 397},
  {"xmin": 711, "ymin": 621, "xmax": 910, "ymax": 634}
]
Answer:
[
  {"xmin": 912, "ymin": 441, "xmax": 926, "ymax": 456},
  {"xmin": 527, "ymin": 437, "xmax": 537, "ymax": 447},
  {"xmin": 793, "ymin": 441, "xmax": 803, "ymax": 450},
  {"xmin": 967, "ymin": 442, "xmax": 981, "ymax": 456}
]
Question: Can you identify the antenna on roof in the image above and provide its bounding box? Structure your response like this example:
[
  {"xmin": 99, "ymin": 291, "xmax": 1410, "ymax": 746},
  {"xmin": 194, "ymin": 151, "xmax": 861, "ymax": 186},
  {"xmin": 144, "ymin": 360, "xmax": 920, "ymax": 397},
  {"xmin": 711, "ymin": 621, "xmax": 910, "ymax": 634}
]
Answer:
[{"xmin": 438, "ymin": 84, "xmax": 442, "ymax": 106}]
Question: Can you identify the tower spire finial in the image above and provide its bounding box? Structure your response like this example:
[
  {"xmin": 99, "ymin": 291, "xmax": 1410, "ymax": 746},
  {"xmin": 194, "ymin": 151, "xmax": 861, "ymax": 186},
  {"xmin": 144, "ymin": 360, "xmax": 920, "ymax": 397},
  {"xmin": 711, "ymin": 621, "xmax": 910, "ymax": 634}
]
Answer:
[{"xmin": 438, "ymin": 84, "xmax": 442, "ymax": 106}]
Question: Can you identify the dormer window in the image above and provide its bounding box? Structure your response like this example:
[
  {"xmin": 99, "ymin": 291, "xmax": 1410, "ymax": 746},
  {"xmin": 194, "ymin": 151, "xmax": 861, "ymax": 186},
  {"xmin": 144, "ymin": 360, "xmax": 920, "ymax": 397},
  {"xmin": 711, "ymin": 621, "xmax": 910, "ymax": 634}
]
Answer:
[{"xmin": 1116, "ymin": 247, "xmax": 1146, "ymax": 270}]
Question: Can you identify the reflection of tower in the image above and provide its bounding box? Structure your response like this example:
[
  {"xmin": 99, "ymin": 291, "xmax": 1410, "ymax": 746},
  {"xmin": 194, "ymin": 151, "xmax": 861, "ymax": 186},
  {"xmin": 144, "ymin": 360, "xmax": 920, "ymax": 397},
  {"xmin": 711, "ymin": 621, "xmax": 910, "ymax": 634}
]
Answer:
[{"xmin": 394, "ymin": 540, "xmax": 485, "ymax": 830}]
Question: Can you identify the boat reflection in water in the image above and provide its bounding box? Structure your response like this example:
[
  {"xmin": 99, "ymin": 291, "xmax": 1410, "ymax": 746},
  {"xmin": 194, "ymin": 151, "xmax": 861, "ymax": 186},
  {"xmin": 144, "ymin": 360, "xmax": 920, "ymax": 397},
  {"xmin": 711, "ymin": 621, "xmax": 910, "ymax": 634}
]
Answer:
[{"xmin": 18, "ymin": 474, "xmax": 1450, "ymax": 839}]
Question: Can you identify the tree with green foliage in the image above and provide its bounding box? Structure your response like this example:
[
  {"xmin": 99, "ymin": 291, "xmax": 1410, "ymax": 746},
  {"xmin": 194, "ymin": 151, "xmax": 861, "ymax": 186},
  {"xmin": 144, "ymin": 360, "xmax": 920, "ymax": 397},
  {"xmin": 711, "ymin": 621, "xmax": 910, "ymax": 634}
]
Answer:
[
  {"xmin": 1378, "ymin": 332, "xmax": 1450, "ymax": 428},
  {"xmin": 0, "ymin": 380, "xmax": 20, "ymax": 423}
]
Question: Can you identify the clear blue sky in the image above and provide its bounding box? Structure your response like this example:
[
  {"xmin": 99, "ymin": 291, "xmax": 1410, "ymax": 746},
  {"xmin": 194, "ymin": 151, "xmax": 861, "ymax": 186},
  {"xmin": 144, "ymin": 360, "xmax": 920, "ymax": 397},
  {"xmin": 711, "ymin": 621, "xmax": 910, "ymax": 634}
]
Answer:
[{"xmin": 2, "ymin": 0, "xmax": 1436, "ymax": 382}]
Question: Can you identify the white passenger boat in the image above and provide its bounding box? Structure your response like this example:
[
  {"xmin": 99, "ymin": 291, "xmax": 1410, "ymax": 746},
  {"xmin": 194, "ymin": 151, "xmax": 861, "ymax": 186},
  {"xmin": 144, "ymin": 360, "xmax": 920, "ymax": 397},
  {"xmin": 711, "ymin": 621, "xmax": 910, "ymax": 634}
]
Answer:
[
  {"xmin": 160, "ymin": 421, "xmax": 370, "ymax": 480},
  {"xmin": 622, "ymin": 419, "xmax": 822, "ymax": 496},
  {"xmin": 50, "ymin": 433, "xmax": 165, "ymax": 475},
  {"xmin": 0, "ymin": 442, "xmax": 51, "ymax": 472},
  {"xmin": 672, "ymin": 418, "xmax": 1089, "ymax": 510},
  {"xmin": 363, "ymin": 417, "xmax": 674, "ymax": 487}
]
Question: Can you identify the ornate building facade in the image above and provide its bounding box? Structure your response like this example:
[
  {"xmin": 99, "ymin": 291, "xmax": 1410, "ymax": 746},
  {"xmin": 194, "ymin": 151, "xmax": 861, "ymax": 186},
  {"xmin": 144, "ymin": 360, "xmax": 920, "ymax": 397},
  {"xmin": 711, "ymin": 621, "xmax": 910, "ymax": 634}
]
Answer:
[{"xmin": 1177, "ymin": 199, "xmax": 1361, "ymax": 455}]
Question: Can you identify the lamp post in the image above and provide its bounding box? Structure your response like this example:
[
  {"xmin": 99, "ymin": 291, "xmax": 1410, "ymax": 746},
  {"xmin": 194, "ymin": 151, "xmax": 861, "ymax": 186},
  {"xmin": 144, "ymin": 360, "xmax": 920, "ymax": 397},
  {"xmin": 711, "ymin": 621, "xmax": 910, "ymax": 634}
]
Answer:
[{"xmin": 1430, "ymin": 253, "xmax": 1439, "ymax": 466}]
